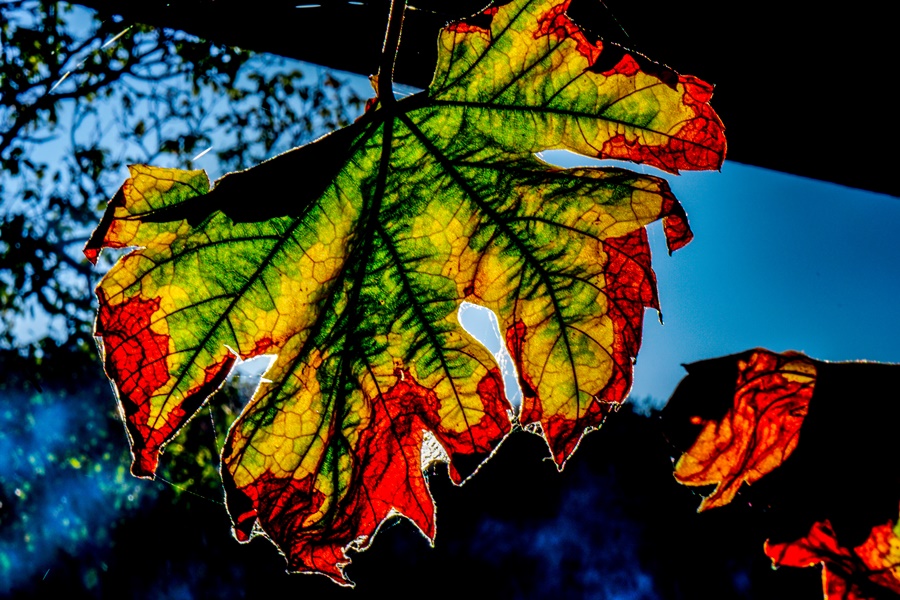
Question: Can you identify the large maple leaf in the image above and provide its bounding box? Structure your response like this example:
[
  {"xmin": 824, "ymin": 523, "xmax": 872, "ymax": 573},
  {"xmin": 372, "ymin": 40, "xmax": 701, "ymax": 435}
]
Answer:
[
  {"xmin": 663, "ymin": 349, "xmax": 900, "ymax": 599},
  {"xmin": 85, "ymin": 0, "xmax": 725, "ymax": 583}
]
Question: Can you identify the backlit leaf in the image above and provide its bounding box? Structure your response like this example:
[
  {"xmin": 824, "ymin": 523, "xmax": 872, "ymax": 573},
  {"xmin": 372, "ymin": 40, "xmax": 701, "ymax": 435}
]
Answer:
[
  {"xmin": 670, "ymin": 349, "xmax": 816, "ymax": 511},
  {"xmin": 664, "ymin": 350, "xmax": 900, "ymax": 599},
  {"xmin": 86, "ymin": 0, "xmax": 725, "ymax": 583}
]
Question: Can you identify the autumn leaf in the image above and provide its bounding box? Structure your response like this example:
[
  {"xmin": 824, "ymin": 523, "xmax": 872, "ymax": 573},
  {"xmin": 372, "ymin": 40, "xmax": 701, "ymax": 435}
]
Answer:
[
  {"xmin": 85, "ymin": 0, "xmax": 725, "ymax": 583},
  {"xmin": 765, "ymin": 519, "xmax": 900, "ymax": 599},
  {"xmin": 663, "ymin": 350, "xmax": 900, "ymax": 599},
  {"xmin": 668, "ymin": 349, "xmax": 817, "ymax": 510}
]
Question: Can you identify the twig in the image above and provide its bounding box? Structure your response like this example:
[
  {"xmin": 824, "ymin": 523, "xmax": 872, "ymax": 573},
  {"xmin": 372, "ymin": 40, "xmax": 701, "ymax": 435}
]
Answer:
[{"xmin": 377, "ymin": 0, "xmax": 407, "ymax": 106}]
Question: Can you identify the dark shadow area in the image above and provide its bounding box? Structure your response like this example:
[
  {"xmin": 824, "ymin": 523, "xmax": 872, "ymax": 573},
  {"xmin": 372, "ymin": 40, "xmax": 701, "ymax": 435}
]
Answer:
[
  {"xmin": 74, "ymin": 0, "xmax": 899, "ymax": 196},
  {"xmin": 2, "ymin": 348, "xmax": 821, "ymax": 598}
]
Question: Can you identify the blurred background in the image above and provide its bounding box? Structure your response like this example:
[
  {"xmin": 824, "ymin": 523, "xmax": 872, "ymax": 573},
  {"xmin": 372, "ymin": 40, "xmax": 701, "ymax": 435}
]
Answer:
[{"xmin": 2, "ymin": 1, "xmax": 897, "ymax": 598}]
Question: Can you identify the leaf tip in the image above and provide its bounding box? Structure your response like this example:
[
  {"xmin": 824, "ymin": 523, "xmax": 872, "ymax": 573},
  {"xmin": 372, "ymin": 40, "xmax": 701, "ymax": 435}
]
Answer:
[
  {"xmin": 129, "ymin": 448, "xmax": 160, "ymax": 479},
  {"xmin": 83, "ymin": 185, "xmax": 128, "ymax": 264}
]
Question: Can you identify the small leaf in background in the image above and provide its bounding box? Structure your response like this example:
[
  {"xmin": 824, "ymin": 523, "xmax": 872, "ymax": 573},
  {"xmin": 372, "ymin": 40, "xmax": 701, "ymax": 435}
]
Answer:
[
  {"xmin": 669, "ymin": 349, "xmax": 816, "ymax": 510},
  {"xmin": 663, "ymin": 349, "xmax": 900, "ymax": 599},
  {"xmin": 86, "ymin": 0, "xmax": 725, "ymax": 583},
  {"xmin": 765, "ymin": 519, "xmax": 900, "ymax": 599}
]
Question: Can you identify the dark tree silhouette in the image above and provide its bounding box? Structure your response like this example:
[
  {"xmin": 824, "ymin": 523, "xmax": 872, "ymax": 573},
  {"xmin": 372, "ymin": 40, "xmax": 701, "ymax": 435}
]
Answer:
[{"xmin": 0, "ymin": 0, "xmax": 364, "ymax": 358}]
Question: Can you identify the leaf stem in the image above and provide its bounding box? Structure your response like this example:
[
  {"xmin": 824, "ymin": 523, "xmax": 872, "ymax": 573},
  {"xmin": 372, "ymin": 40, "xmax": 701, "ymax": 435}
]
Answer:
[{"xmin": 378, "ymin": 0, "xmax": 407, "ymax": 106}]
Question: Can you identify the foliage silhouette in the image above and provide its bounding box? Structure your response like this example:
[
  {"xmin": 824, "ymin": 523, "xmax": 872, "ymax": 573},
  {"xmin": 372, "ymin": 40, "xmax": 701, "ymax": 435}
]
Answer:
[{"xmin": 0, "ymin": 0, "xmax": 363, "ymax": 356}]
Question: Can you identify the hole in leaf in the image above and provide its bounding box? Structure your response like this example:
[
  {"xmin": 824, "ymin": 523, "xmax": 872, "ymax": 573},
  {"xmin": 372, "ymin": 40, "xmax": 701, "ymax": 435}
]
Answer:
[{"xmin": 457, "ymin": 301, "xmax": 522, "ymax": 409}]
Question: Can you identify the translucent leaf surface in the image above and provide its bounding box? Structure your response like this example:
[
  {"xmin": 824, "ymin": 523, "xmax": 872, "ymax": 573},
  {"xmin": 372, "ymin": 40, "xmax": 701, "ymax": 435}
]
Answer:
[
  {"xmin": 766, "ymin": 519, "xmax": 900, "ymax": 599},
  {"xmin": 86, "ymin": 0, "xmax": 725, "ymax": 582},
  {"xmin": 671, "ymin": 349, "xmax": 816, "ymax": 510}
]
